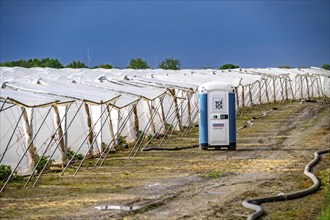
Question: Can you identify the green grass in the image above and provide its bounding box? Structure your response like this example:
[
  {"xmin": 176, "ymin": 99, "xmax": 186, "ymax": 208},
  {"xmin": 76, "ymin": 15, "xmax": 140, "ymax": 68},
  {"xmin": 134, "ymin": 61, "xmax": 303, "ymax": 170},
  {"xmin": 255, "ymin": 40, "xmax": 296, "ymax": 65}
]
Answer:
[
  {"xmin": 198, "ymin": 170, "xmax": 222, "ymax": 179},
  {"xmin": 319, "ymin": 191, "xmax": 330, "ymax": 220},
  {"xmin": 318, "ymin": 168, "xmax": 330, "ymax": 220}
]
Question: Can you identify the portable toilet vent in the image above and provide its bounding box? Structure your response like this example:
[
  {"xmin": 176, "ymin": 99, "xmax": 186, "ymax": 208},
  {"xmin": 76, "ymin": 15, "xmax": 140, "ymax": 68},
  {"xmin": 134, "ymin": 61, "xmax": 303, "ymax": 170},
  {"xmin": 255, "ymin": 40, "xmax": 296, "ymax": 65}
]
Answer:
[{"xmin": 199, "ymin": 81, "xmax": 236, "ymax": 150}]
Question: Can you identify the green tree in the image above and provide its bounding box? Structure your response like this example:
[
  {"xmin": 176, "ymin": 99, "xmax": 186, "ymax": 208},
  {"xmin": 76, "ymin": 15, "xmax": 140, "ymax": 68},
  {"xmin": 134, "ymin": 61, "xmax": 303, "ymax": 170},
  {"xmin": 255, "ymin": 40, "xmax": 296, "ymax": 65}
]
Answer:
[
  {"xmin": 278, "ymin": 65, "xmax": 292, "ymax": 69},
  {"xmin": 40, "ymin": 58, "xmax": 63, "ymax": 68},
  {"xmin": 0, "ymin": 59, "xmax": 26, "ymax": 67},
  {"xmin": 219, "ymin": 64, "xmax": 240, "ymax": 70},
  {"xmin": 27, "ymin": 59, "xmax": 41, "ymax": 67},
  {"xmin": 92, "ymin": 64, "xmax": 112, "ymax": 69},
  {"xmin": 0, "ymin": 58, "xmax": 63, "ymax": 68},
  {"xmin": 159, "ymin": 58, "xmax": 181, "ymax": 70},
  {"xmin": 127, "ymin": 58, "xmax": 149, "ymax": 69},
  {"xmin": 322, "ymin": 64, "xmax": 330, "ymax": 70},
  {"xmin": 66, "ymin": 60, "xmax": 87, "ymax": 68}
]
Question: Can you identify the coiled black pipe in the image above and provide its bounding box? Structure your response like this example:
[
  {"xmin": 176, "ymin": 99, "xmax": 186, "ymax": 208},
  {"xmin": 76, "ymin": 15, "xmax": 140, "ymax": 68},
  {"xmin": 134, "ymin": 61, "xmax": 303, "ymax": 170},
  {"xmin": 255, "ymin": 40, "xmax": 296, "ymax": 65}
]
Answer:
[{"xmin": 242, "ymin": 148, "xmax": 330, "ymax": 220}]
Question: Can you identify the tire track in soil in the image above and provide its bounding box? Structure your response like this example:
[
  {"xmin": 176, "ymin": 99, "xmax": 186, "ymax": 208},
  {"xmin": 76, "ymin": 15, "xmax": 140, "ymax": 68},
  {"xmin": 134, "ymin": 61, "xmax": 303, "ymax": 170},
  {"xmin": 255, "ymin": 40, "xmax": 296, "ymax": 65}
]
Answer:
[
  {"xmin": 1, "ymin": 99, "xmax": 328, "ymax": 220},
  {"xmin": 119, "ymin": 99, "xmax": 330, "ymax": 220}
]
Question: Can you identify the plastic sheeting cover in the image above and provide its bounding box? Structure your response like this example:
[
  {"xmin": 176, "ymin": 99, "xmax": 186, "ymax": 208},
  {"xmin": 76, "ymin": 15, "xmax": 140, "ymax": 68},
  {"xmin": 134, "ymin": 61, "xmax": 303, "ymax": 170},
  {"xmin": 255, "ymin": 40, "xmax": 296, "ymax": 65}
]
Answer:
[
  {"xmin": 0, "ymin": 88, "xmax": 72, "ymax": 107},
  {"xmin": 4, "ymin": 79, "xmax": 120, "ymax": 104}
]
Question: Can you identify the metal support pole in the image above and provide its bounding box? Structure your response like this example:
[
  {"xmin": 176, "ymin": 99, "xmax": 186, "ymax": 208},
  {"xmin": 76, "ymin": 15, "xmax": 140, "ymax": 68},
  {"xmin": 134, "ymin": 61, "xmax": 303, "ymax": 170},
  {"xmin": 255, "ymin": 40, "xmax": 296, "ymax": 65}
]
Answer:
[
  {"xmin": 152, "ymin": 100, "xmax": 178, "ymax": 148},
  {"xmin": 248, "ymin": 84, "xmax": 253, "ymax": 106},
  {"xmin": 242, "ymin": 86, "xmax": 245, "ymax": 107},
  {"xmin": 0, "ymin": 110, "xmax": 24, "ymax": 163},
  {"xmin": 137, "ymin": 97, "xmax": 176, "ymax": 152},
  {"xmin": 156, "ymin": 99, "xmax": 185, "ymax": 148},
  {"xmin": 0, "ymin": 106, "xmax": 52, "ymax": 194},
  {"xmin": 31, "ymin": 102, "xmax": 83, "ymax": 187},
  {"xmin": 179, "ymin": 101, "xmax": 199, "ymax": 138},
  {"xmin": 60, "ymin": 102, "xmax": 111, "ymax": 176},
  {"xmin": 129, "ymin": 99, "xmax": 163, "ymax": 158},
  {"xmin": 73, "ymin": 103, "xmax": 116, "ymax": 176},
  {"xmin": 161, "ymin": 100, "xmax": 189, "ymax": 147},
  {"xmin": 139, "ymin": 95, "xmax": 176, "ymax": 151},
  {"xmin": 289, "ymin": 78, "xmax": 295, "ymax": 100},
  {"xmin": 305, "ymin": 76, "xmax": 310, "ymax": 99},
  {"xmin": 265, "ymin": 78, "xmax": 270, "ymax": 103},
  {"xmin": 310, "ymin": 76, "xmax": 315, "ymax": 97},
  {"xmin": 258, "ymin": 81, "xmax": 262, "ymax": 104},
  {"xmin": 300, "ymin": 75, "xmax": 304, "ymax": 99},
  {"xmin": 23, "ymin": 103, "xmax": 73, "ymax": 188},
  {"xmin": 279, "ymin": 77, "xmax": 285, "ymax": 101},
  {"xmin": 316, "ymin": 75, "xmax": 324, "ymax": 97},
  {"xmin": 273, "ymin": 77, "xmax": 276, "ymax": 102},
  {"xmin": 284, "ymin": 77, "xmax": 289, "ymax": 100},
  {"xmin": 0, "ymin": 98, "xmax": 8, "ymax": 112},
  {"xmin": 95, "ymin": 103, "xmax": 137, "ymax": 167},
  {"xmin": 169, "ymin": 89, "xmax": 183, "ymax": 131}
]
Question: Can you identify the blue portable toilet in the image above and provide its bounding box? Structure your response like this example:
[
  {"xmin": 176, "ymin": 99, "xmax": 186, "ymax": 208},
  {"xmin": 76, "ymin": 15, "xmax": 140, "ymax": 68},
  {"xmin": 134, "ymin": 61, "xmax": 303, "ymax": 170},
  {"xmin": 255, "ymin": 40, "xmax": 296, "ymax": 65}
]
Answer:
[{"xmin": 199, "ymin": 81, "xmax": 236, "ymax": 150}]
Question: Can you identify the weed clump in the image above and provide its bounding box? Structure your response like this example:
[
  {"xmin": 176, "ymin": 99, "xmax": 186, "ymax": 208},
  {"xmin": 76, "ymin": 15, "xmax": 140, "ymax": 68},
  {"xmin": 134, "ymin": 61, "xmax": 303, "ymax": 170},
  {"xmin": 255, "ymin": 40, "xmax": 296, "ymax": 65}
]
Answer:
[
  {"xmin": 66, "ymin": 148, "xmax": 84, "ymax": 161},
  {"xmin": 116, "ymin": 135, "xmax": 128, "ymax": 150},
  {"xmin": 0, "ymin": 164, "xmax": 11, "ymax": 181},
  {"xmin": 35, "ymin": 155, "xmax": 55, "ymax": 173},
  {"xmin": 199, "ymin": 170, "xmax": 222, "ymax": 179}
]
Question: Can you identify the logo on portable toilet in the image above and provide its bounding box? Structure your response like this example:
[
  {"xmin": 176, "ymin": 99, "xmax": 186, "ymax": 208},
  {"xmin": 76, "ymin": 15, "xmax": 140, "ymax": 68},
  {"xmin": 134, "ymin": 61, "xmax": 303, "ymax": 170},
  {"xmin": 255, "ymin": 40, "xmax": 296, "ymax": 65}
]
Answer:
[
  {"xmin": 214, "ymin": 99, "xmax": 223, "ymax": 110},
  {"xmin": 213, "ymin": 123, "xmax": 224, "ymax": 129}
]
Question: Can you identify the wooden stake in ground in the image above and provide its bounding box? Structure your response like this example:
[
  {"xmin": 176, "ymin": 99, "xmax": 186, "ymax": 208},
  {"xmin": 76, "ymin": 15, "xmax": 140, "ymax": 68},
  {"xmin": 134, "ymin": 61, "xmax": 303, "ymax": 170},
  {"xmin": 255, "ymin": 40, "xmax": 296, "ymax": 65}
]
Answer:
[
  {"xmin": 53, "ymin": 105, "xmax": 68, "ymax": 164},
  {"xmin": 169, "ymin": 88, "xmax": 182, "ymax": 131},
  {"xmin": 84, "ymin": 103, "xmax": 94, "ymax": 157},
  {"xmin": 21, "ymin": 107, "xmax": 38, "ymax": 173}
]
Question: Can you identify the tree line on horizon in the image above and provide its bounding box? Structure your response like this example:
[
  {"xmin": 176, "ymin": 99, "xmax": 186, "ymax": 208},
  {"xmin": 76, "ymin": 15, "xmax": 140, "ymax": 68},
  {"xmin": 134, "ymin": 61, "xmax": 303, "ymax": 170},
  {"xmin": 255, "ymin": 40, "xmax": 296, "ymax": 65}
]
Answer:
[
  {"xmin": 0, "ymin": 58, "xmax": 329, "ymax": 70},
  {"xmin": 0, "ymin": 57, "xmax": 181, "ymax": 70}
]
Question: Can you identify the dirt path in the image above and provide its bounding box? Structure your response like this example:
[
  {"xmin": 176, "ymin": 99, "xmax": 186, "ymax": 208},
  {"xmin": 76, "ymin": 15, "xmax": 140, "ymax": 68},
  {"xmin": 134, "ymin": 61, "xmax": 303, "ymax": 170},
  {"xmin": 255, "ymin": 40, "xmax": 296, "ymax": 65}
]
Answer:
[{"xmin": 1, "ymin": 99, "xmax": 329, "ymax": 220}]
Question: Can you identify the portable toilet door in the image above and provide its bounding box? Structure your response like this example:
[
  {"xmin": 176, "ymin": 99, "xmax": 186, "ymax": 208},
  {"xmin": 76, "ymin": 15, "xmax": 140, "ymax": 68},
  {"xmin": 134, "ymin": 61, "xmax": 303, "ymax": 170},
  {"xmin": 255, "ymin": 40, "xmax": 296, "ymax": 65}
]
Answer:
[{"xmin": 199, "ymin": 81, "xmax": 236, "ymax": 150}]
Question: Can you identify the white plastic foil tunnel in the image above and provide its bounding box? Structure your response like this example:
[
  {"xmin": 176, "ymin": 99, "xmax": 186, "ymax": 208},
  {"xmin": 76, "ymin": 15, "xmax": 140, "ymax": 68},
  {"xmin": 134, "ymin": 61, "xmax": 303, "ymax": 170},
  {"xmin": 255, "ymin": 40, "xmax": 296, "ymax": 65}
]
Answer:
[{"xmin": 0, "ymin": 67, "xmax": 329, "ymax": 191}]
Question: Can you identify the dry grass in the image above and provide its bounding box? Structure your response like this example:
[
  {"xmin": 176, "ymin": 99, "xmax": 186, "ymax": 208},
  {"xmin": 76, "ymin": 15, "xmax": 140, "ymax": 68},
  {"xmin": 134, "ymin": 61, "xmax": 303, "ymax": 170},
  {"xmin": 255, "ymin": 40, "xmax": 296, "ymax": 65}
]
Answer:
[{"xmin": 0, "ymin": 98, "xmax": 329, "ymax": 219}]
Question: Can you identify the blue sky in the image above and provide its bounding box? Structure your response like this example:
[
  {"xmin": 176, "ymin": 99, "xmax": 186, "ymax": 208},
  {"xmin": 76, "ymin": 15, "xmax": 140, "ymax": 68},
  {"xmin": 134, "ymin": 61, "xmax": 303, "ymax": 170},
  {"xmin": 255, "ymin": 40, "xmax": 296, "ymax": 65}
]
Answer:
[{"xmin": 1, "ymin": 0, "xmax": 329, "ymax": 68}]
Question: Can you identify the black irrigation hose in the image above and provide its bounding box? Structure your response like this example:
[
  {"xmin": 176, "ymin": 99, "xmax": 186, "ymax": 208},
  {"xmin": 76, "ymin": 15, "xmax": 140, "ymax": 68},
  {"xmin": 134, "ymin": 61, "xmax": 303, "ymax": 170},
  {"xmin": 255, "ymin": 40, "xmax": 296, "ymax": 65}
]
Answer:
[
  {"xmin": 142, "ymin": 107, "xmax": 279, "ymax": 151},
  {"xmin": 242, "ymin": 148, "xmax": 330, "ymax": 220},
  {"xmin": 237, "ymin": 107, "xmax": 278, "ymax": 131},
  {"xmin": 140, "ymin": 105, "xmax": 329, "ymax": 220},
  {"xmin": 143, "ymin": 144, "xmax": 199, "ymax": 151}
]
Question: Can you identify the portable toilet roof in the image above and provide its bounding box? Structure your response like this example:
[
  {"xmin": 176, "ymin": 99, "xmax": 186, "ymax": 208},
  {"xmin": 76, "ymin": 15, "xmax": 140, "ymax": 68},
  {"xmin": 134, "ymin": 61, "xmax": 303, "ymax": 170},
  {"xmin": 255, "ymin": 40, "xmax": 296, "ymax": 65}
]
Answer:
[{"xmin": 198, "ymin": 81, "xmax": 234, "ymax": 93}]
